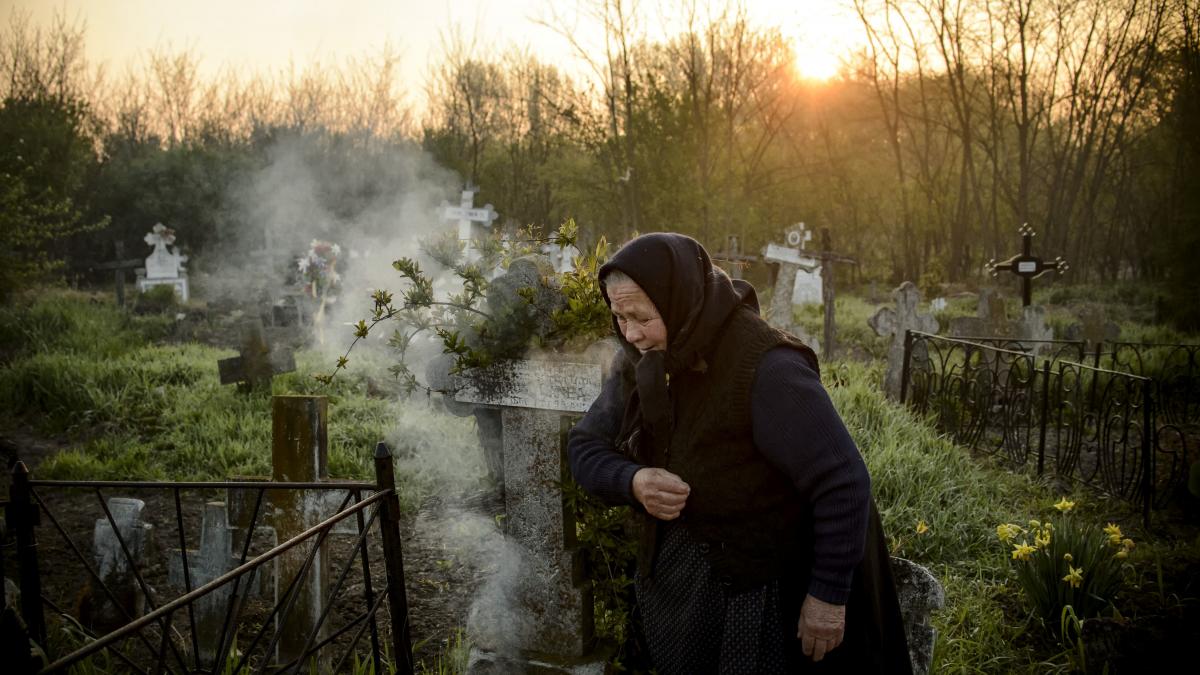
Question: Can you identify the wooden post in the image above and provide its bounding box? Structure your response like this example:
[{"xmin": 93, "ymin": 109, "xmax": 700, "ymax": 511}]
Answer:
[
  {"xmin": 270, "ymin": 395, "xmax": 329, "ymax": 665},
  {"xmin": 373, "ymin": 442, "xmax": 414, "ymax": 675}
]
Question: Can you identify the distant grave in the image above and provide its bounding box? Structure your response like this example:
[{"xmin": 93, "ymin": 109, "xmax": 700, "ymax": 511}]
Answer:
[
  {"xmin": 136, "ymin": 223, "xmax": 190, "ymax": 302},
  {"xmin": 869, "ymin": 282, "xmax": 939, "ymax": 400},
  {"xmin": 441, "ymin": 183, "xmax": 499, "ymax": 262},
  {"xmin": 1065, "ymin": 305, "xmax": 1120, "ymax": 353},
  {"xmin": 217, "ymin": 319, "xmax": 296, "ymax": 391},
  {"xmin": 92, "ymin": 241, "xmax": 144, "ymax": 309},
  {"xmin": 949, "ymin": 289, "xmax": 1018, "ymax": 338},
  {"xmin": 986, "ymin": 224, "xmax": 1067, "ymax": 306}
]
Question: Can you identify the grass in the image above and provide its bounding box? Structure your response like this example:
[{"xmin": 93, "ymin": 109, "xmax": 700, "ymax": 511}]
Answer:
[{"xmin": 3, "ymin": 287, "xmax": 1196, "ymax": 674}]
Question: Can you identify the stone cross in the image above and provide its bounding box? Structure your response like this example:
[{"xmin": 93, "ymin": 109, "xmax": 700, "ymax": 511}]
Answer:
[
  {"xmin": 986, "ymin": 224, "xmax": 1067, "ymax": 307},
  {"xmin": 448, "ymin": 357, "xmax": 611, "ymax": 672},
  {"xmin": 92, "ymin": 241, "xmax": 144, "ymax": 309},
  {"xmin": 136, "ymin": 223, "xmax": 190, "ymax": 302},
  {"xmin": 948, "ymin": 291, "xmax": 1018, "ymax": 338},
  {"xmin": 218, "ymin": 319, "xmax": 296, "ymax": 391},
  {"xmin": 90, "ymin": 497, "xmax": 152, "ymax": 634},
  {"xmin": 1065, "ymin": 306, "xmax": 1120, "ymax": 355},
  {"xmin": 541, "ymin": 241, "xmax": 577, "ymax": 274},
  {"xmin": 167, "ymin": 502, "xmax": 235, "ymax": 668},
  {"xmin": 712, "ymin": 234, "xmax": 759, "ymax": 281},
  {"xmin": 890, "ymin": 557, "xmax": 945, "ymax": 675},
  {"xmin": 441, "ymin": 184, "xmax": 499, "ymax": 262},
  {"xmin": 869, "ymin": 282, "xmax": 939, "ymax": 400},
  {"xmin": 762, "ymin": 225, "xmax": 821, "ymax": 331}
]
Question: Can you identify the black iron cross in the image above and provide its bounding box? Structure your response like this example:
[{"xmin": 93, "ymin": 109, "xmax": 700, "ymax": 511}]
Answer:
[
  {"xmin": 812, "ymin": 229, "xmax": 858, "ymax": 359},
  {"xmin": 987, "ymin": 224, "xmax": 1068, "ymax": 307},
  {"xmin": 713, "ymin": 234, "xmax": 759, "ymax": 280},
  {"xmin": 92, "ymin": 241, "xmax": 144, "ymax": 308},
  {"xmin": 218, "ymin": 319, "xmax": 296, "ymax": 390}
]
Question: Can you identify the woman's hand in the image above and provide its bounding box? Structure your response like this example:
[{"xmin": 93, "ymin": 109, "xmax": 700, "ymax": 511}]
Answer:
[
  {"xmin": 797, "ymin": 594, "xmax": 846, "ymax": 662},
  {"xmin": 631, "ymin": 468, "xmax": 690, "ymax": 520}
]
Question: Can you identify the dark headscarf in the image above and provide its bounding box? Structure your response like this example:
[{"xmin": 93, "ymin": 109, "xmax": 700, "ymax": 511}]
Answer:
[{"xmin": 598, "ymin": 233, "xmax": 759, "ymax": 465}]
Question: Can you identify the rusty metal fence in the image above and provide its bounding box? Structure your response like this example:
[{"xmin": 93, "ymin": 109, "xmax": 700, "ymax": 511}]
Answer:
[{"xmin": 3, "ymin": 443, "xmax": 413, "ymax": 674}]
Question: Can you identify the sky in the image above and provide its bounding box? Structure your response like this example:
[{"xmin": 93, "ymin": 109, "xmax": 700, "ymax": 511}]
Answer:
[{"xmin": 9, "ymin": 0, "xmax": 867, "ymax": 104}]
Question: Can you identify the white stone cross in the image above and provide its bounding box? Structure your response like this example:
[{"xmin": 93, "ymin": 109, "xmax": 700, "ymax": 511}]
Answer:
[
  {"xmin": 762, "ymin": 223, "xmax": 822, "ymax": 331},
  {"xmin": 138, "ymin": 222, "xmax": 190, "ymax": 301},
  {"xmin": 441, "ymin": 185, "xmax": 499, "ymax": 262}
]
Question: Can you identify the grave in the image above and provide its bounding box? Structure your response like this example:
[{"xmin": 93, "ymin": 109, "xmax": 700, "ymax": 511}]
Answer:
[
  {"xmin": 541, "ymin": 242, "xmax": 578, "ymax": 275},
  {"xmin": 89, "ymin": 497, "xmax": 152, "ymax": 634},
  {"xmin": 441, "ymin": 183, "xmax": 499, "ymax": 262},
  {"xmin": 167, "ymin": 502, "xmax": 235, "ymax": 668},
  {"xmin": 712, "ymin": 234, "xmax": 759, "ymax": 281},
  {"xmin": 986, "ymin": 224, "xmax": 1067, "ymax": 307},
  {"xmin": 446, "ymin": 356, "xmax": 610, "ymax": 673},
  {"xmin": 763, "ymin": 225, "xmax": 822, "ymax": 352},
  {"xmin": 891, "ymin": 557, "xmax": 945, "ymax": 675},
  {"xmin": 217, "ymin": 318, "xmax": 297, "ymax": 391},
  {"xmin": 948, "ymin": 290, "xmax": 1018, "ymax": 338},
  {"xmin": 1019, "ymin": 305, "xmax": 1055, "ymax": 350},
  {"xmin": 869, "ymin": 282, "xmax": 940, "ymax": 400},
  {"xmin": 136, "ymin": 223, "xmax": 190, "ymax": 302},
  {"xmin": 91, "ymin": 241, "xmax": 143, "ymax": 309},
  {"xmin": 810, "ymin": 229, "xmax": 858, "ymax": 359},
  {"xmin": 1065, "ymin": 305, "xmax": 1120, "ymax": 354}
]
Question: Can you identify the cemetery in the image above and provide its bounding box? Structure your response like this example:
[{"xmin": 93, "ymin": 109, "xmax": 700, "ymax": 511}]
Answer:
[{"xmin": 3, "ymin": 2, "xmax": 1200, "ymax": 674}]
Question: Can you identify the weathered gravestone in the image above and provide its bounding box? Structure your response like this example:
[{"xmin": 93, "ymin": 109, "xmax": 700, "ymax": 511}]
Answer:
[
  {"xmin": 869, "ymin": 282, "xmax": 939, "ymax": 400},
  {"xmin": 541, "ymin": 242, "xmax": 578, "ymax": 275},
  {"xmin": 89, "ymin": 498, "xmax": 152, "ymax": 634},
  {"xmin": 447, "ymin": 357, "xmax": 610, "ymax": 673},
  {"xmin": 167, "ymin": 502, "xmax": 235, "ymax": 668},
  {"xmin": 136, "ymin": 223, "xmax": 190, "ymax": 302},
  {"xmin": 442, "ymin": 183, "xmax": 499, "ymax": 262},
  {"xmin": 763, "ymin": 226, "xmax": 823, "ymax": 353},
  {"xmin": 1065, "ymin": 305, "xmax": 1120, "ymax": 354},
  {"xmin": 948, "ymin": 290, "xmax": 1019, "ymax": 339},
  {"xmin": 217, "ymin": 318, "xmax": 296, "ymax": 391},
  {"xmin": 1019, "ymin": 305, "xmax": 1055, "ymax": 351},
  {"xmin": 890, "ymin": 557, "xmax": 945, "ymax": 675}
]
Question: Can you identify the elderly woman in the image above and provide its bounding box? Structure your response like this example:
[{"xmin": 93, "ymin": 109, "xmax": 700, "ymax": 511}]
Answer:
[{"xmin": 567, "ymin": 233, "xmax": 910, "ymax": 673}]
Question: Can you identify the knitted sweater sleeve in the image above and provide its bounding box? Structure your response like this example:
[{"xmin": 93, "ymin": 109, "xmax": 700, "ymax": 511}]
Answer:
[
  {"xmin": 751, "ymin": 347, "xmax": 871, "ymax": 605},
  {"xmin": 566, "ymin": 357, "xmax": 644, "ymax": 507}
]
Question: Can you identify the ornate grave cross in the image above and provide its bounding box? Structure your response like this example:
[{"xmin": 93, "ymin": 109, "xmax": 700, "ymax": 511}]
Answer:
[
  {"xmin": 869, "ymin": 282, "xmax": 939, "ymax": 400},
  {"xmin": 811, "ymin": 229, "xmax": 859, "ymax": 359},
  {"xmin": 986, "ymin": 224, "xmax": 1068, "ymax": 306},
  {"xmin": 92, "ymin": 241, "xmax": 144, "ymax": 308},
  {"xmin": 440, "ymin": 183, "xmax": 498, "ymax": 262},
  {"xmin": 762, "ymin": 223, "xmax": 820, "ymax": 331},
  {"xmin": 712, "ymin": 234, "xmax": 759, "ymax": 280},
  {"xmin": 218, "ymin": 319, "xmax": 296, "ymax": 391}
]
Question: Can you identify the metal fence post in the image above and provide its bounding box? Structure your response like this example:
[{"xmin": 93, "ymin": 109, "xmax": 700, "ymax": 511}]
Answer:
[
  {"xmin": 373, "ymin": 442, "xmax": 414, "ymax": 675},
  {"xmin": 1142, "ymin": 380, "xmax": 1153, "ymax": 529},
  {"xmin": 1038, "ymin": 361, "xmax": 1051, "ymax": 477},
  {"xmin": 900, "ymin": 329, "xmax": 914, "ymax": 404},
  {"xmin": 9, "ymin": 461, "xmax": 45, "ymax": 647}
]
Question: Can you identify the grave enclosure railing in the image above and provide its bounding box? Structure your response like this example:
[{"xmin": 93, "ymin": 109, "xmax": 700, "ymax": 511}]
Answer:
[
  {"xmin": 3, "ymin": 443, "xmax": 414, "ymax": 675},
  {"xmin": 900, "ymin": 331, "xmax": 1197, "ymax": 527}
]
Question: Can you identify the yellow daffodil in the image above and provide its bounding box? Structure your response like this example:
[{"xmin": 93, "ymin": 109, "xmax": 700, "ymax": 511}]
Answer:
[
  {"xmin": 996, "ymin": 523, "xmax": 1022, "ymax": 542},
  {"xmin": 1063, "ymin": 553, "xmax": 1073, "ymax": 562},
  {"xmin": 1012, "ymin": 541, "xmax": 1036, "ymax": 561},
  {"xmin": 1115, "ymin": 549, "xmax": 1128, "ymax": 560},
  {"xmin": 1122, "ymin": 538, "xmax": 1135, "ymax": 550},
  {"xmin": 1063, "ymin": 565, "xmax": 1084, "ymax": 588},
  {"xmin": 1053, "ymin": 498, "xmax": 1076, "ymax": 513},
  {"xmin": 1029, "ymin": 519, "xmax": 1042, "ymax": 529},
  {"xmin": 1035, "ymin": 530, "xmax": 1052, "ymax": 548},
  {"xmin": 915, "ymin": 520, "xmax": 929, "ymax": 535},
  {"xmin": 1103, "ymin": 523, "xmax": 1122, "ymax": 538}
]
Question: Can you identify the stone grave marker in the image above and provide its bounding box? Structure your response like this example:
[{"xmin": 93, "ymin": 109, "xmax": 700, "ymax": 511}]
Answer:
[
  {"xmin": 441, "ymin": 183, "xmax": 499, "ymax": 262},
  {"xmin": 136, "ymin": 223, "xmax": 190, "ymax": 302},
  {"xmin": 92, "ymin": 241, "xmax": 143, "ymax": 309},
  {"xmin": 447, "ymin": 356, "xmax": 610, "ymax": 673},
  {"xmin": 1065, "ymin": 305, "xmax": 1120, "ymax": 354},
  {"xmin": 218, "ymin": 319, "xmax": 296, "ymax": 391},
  {"xmin": 90, "ymin": 497, "xmax": 152, "ymax": 634},
  {"xmin": 891, "ymin": 557, "xmax": 945, "ymax": 675},
  {"xmin": 712, "ymin": 234, "xmax": 759, "ymax": 281},
  {"xmin": 949, "ymin": 291, "xmax": 1019, "ymax": 339},
  {"xmin": 1019, "ymin": 305, "xmax": 1055, "ymax": 352},
  {"xmin": 929, "ymin": 297, "xmax": 947, "ymax": 313},
  {"xmin": 763, "ymin": 226, "xmax": 822, "ymax": 352},
  {"xmin": 541, "ymin": 241, "xmax": 577, "ymax": 275},
  {"xmin": 986, "ymin": 224, "xmax": 1067, "ymax": 306},
  {"xmin": 167, "ymin": 501, "xmax": 235, "ymax": 668},
  {"xmin": 869, "ymin": 282, "xmax": 939, "ymax": 400}
]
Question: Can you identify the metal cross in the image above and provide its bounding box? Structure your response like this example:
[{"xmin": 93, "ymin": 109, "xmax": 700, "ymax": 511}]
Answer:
[
  {"xmin": 986, "ymin": 224, "xmax": 1068, "ymax": 307},
  {"xmin": 92, "ymin": 241, "xmax": 144, "ymax": 308}
]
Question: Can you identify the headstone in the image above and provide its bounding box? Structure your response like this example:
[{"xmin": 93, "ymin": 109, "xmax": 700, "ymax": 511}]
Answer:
[
  {"xmin": 136, "ymin": 223, "xmax": 190, "ymax": 302},
  {"xmin": 441, "ymin": 184, "xmax": 499, "ymax": 262},
  {"xmin": 949, "ymin": 292, "xmax": 1019, "ymax": 338},
  {"xmin": 890, "ymin": 557, "xmax": 945, "ymax": 675},
  {"xmin": 90, "ymin": 498, "xmax": 152, "ymax": 634},
  {"xmin": 869, "ymin": 282, "xmax": 939, "ymax": 400},
  {"xmin": 762, "ymin": 229, "xmax": 820, "ymax": 329},
  {"xmin": 929, "ymin": 297, "xmax": 947, "ymax": 313},
  {"xmin": 167, "ymin": 502, "xmax": 235, "ymax": 668},
  {"xmin": 1065, "ymin": 306, "xmax": 1120, "ymax": 354},
  {"xmin": 448, "ymin": 358, "xmax": 611, "ymax": 673},
  {"xmin": 92, "ymin": 241, "xmax": 143, "ymax": 308},
  {"xmin": 541, "ymin": 242, "xmax": 577, "ymax": 275},
  {"xmin": 1018, "ymin": 305, "xmax": 1055, "ymax": 352},
  {"xmin": 218, "ymin": 319, "xmax": 296, "ymax": 390},
  {"xmin": 986, "ymin": 224, "xmax": 1067, "ymax": 306}
]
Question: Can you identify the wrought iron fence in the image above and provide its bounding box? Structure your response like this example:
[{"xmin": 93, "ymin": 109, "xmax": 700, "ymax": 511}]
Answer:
[
  {"xmin": 902, "ymin": 331, "xmax": 1194, "ymax": 526},
  {"xmin": 3, "ymin": 443, "xmax": 414, "ymax": 674}
]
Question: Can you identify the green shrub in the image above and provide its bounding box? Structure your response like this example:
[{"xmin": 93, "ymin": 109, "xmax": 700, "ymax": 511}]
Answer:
[{"xmin": 133, "ymin": 283, "xmax": 179, "ymax": 313}]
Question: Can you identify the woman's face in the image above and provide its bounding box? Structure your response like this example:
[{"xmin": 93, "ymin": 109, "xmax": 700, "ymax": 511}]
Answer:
[{"xmin": 606, "ymin": 279, "xmax": 668, "ymax": 353}]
